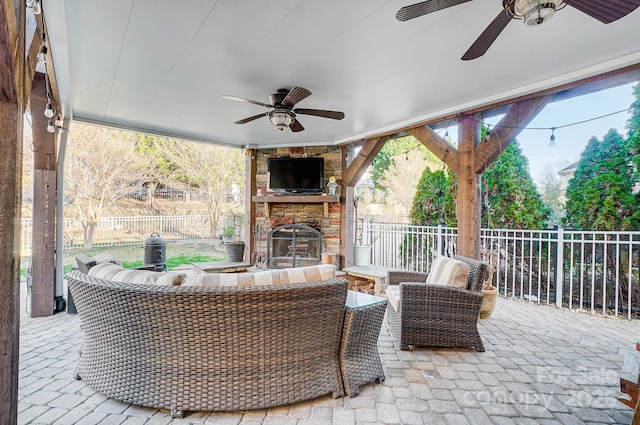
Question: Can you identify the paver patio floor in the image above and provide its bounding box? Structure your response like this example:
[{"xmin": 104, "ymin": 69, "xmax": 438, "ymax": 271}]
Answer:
[{"xmin": 18, "ymin": 287, "xmax": 640, "ymax": 424}]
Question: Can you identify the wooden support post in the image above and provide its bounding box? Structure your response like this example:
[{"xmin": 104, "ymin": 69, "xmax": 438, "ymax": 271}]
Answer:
[
  {"xmin": 341, "ymin": 145, "xmax": 354, "ymax": 268},
  {"xmin": 29, "ymin": 72, "xmax": 57, "ymax": 317},
  {"xmin": 0, "ymin": 100, "xmax": 22, "ymax": 425},
  {"xmin": 244, "ymin": 149, "xmax": 256, "ymax": 264},
  {"xmin": 457, "ymin": 114, "xmax": 481, "ymax": 258},
  {"xmin": 1, "ymin": 0, "xmax": 25, "ymax": 422}
]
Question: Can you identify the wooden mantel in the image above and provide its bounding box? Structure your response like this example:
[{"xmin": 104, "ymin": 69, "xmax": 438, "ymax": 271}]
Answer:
[{"xmin": 252, "ymin": 195, "xmax": 340, "ymax": 218}]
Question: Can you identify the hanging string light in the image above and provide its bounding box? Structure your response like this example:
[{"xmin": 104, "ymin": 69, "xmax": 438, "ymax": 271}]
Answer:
[{"xmin": 473, "ymin": 106, "xmax": 631, "ymax": 147}]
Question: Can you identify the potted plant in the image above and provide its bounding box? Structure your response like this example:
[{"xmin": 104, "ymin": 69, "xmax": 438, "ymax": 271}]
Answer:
[
  {"xmin": 480, "ymin": 252, "xmax": 498, "ymax": 319},
  {"xmin": 223, "ymin": 216, "xmax": 245, "ymax": 262},
  {"xmin": 353, "ymin": 195, "xmax": 372, "ymax": 266},
  {"xmin": 222, "ymin": 225, "xmax": 234, "ymax": 242}
]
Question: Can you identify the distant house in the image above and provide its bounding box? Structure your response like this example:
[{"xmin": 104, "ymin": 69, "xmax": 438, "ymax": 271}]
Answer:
[{"xmin": 558, "ymin": 162, "xmax": 578, "ymax": 182}]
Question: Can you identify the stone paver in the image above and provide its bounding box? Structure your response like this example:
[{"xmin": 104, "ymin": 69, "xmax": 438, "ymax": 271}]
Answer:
[{"xmin": 17, "ymin": 288, "xmax": 640, "ymax": 424}]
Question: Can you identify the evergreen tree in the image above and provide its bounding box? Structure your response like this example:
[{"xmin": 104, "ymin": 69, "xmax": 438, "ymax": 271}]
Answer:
[
  {"xmin": 482, "ymin": 142, "xmax": 550, "ymax": 229},
  {"xmin": 409, "ymin": 168, "xmax": 456, "ymax": 226},
  {"xmin": 627, "ymin": 84, "xmax": 640, "ymax": 193},
  {"xmin": 563, "ymin": 129, "xmax": 640, "ymax": 230},
  {"xmin": 409, "ymin": 140, "xmax": 549, "ymax": 229}
]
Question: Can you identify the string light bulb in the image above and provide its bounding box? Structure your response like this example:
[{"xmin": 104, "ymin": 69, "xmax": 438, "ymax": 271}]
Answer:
[
  {"xmin": 549, "ymin": 127, "xmax": 556, "ymax": 147},
  {"xmin": 47, "ymin": 119, "xmax": 55, "ymax": 133},
  {"xmin": 37, "ymin": 46, "xmax": 47, "ymax": 64},
  {"xmin": 444, "ymin": 128, "xmax": 449, "ymax": 139},
  {"xmin": 44, "ymin": 102, "xmax": 54, "ymax": 118},
  {"xmin": 26, "ymin": 0, "xmax": 41, "ymax": 15}
]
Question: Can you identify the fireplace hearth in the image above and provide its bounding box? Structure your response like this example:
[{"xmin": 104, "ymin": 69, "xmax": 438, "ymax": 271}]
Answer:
[{"xmin": 267, "ymin": 224, "xmax": 322, "ymax": 268}]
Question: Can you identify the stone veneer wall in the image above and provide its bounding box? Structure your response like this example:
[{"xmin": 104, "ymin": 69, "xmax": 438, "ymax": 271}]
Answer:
[{"xmin": 254, "ymin": 146, "xmax": 342, "ymax": 256}]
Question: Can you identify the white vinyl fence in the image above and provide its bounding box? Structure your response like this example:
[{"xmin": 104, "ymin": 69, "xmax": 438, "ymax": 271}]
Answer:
[
  {"xmin": 364, "ymin": 222, "xmax": 640, "ymax": 319},
  {"xmin": 21, "ymin": 215, "xmax": 210, "ymax": 254}
]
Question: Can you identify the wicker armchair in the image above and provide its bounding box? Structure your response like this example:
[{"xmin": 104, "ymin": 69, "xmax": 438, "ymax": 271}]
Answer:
[{"xmin": 386, "ymin": 255, "xmax": 488, "ymax": 352}]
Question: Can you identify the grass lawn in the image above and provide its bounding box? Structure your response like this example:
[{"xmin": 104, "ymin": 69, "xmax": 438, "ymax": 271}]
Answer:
[{"xmin": 21, "ymin": 239, "xmax": 228, "ymax": 275}]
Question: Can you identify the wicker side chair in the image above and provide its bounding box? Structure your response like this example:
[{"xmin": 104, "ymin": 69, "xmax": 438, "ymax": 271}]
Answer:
[{"xmin": 386, "ymin": 255, "xmax": 488, "ymax": 352}]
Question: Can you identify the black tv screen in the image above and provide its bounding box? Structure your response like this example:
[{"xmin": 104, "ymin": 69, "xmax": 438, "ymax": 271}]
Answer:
[{"xmin": 268, "ymin": 157, "xmax": 324, "ymax": 194}]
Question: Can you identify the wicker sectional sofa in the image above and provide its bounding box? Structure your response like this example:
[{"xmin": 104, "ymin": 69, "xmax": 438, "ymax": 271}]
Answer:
[{"xmin": 67, "ymin": 264, "xmax": 349, "ymax": 418}]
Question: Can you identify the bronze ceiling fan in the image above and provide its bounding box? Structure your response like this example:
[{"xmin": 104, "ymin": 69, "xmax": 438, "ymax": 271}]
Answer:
[
  {"xmin": 222, "ymin": 86, "xmax": 345, "ymax": 132},
  {"xmin": 396, "ymin": 0, "xmax": 640, "ymax": 60}
]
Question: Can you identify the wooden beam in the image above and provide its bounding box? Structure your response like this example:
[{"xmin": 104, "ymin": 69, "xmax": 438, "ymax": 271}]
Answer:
[
  {"xmin": 0, "ymin": 0, "xmax": 17, "ymax": 103},
  {"xmin": 456, "ymin": 114, "xmax": 481, "ymax": 259},
  {"xmin": 29, "ymin": 72, "xmax": 57, "ymax": 317},
  {"xmin": 244, "ymin": 149, "xmax": 256, "ymax": 264},
  {"xmin": 0, "ymin": 0, "xmax": 24, "ymax": 422},
  {"xmin": 23, "ymin": 25, "xmax": 41, "ymax": 105},
  {"xmin": 475, "ymin": 94, "xmax": 554, "ymax": 173},
  {"xmin": 345, "ymin": 135, "xmax": 391, "ymax": 187},
  {"xmin": 340, "ymin": 146, "xmax": 353, "ymax": 268},
  {"xmin": 408, "ymin": 126, "xmax": 458, "ymax": 173}
]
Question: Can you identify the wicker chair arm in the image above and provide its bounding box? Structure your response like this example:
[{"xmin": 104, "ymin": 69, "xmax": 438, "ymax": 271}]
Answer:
[
  {"xmin": 387, "ymin": 271, "xmax": 428, "ymax": 286},
  {"xmin": 75, "ymin": 255, "xmax": 97, "ymax": 274},
  {"xmin": 399, "ymin": 281, "xmax": 484, "ymax": 314}
]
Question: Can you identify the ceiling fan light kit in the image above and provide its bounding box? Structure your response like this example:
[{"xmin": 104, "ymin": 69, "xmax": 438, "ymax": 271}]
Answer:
[
  {"xmin": 396, "ymin": 0, "xmax": 640, "ymax": 59},
  {"xmin": 510, "ymin": 0, "xmax": 565, "ymax": 26},
  {"xmin": 269, "ymin": 110, "xmax": 294, "ymax": 131},
  {"xmin": 223, "ymin": 86, "xmax": 345, "ymax": 133}
]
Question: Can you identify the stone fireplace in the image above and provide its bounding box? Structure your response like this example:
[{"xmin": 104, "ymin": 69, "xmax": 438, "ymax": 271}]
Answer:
[
  {"xmin": 251, "ymin": 147, "xmax": 343, "ymax": 268},
  {"xmin": 267, "ymin": 224, "xmax": 322, "ymax": 268}
]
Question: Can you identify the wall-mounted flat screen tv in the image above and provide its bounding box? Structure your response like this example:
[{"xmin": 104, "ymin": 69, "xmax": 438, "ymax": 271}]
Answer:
[{"xmin": 267, "ymin": 157, "xmax": 324, "ymax": 194}]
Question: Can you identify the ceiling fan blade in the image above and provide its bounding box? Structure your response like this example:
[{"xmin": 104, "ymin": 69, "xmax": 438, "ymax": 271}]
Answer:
[
  {"xmin": 396, "ymin": 0, "xmax": 473, "ymax": 21},
  {"xmin": 282, "ymin": 86, "xmax": 312, "ymax": 107},
  {"xmin": 568, "ymin": 0, "xmax": 640, "ymax": 24},
  {"xmin": 290, "ymin": 119, "xmax": 305, "ymax": 132},
  {"xmin": 222, "ymin": 95, "xmax": 273, "ymax": 108},
  {"xmin": 234, "ymin": 112, "xmax": 268, "ymax": 125},
  {"xmin": 294, "ymin": 108, "xmax": 345, "ymax": 120},
  {"xmin": 461, "ymin": 9, "xmax": 511, "ymax": 61}
]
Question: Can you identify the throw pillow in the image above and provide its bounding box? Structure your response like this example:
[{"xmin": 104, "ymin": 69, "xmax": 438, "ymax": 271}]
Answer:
[
  {"xmin": 426, "ymin": 256, "xmax": 470, "ymax": 289},
  {"xmin": 87, "ymin": 262, "xmax": 185, "ymax": 285},
  {"xmin": 93, "ymin": 252, "xmax": 123, "ymax": 266}
]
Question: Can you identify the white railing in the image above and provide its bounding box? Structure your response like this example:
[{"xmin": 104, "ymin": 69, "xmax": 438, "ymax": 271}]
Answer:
[
  {"xmin": 21, "ymin": 215, "xmax": 210, "ymax": 254},
  {"xmin": 365, "ymin": 222, "xmax": 640, "ymax": 319}
]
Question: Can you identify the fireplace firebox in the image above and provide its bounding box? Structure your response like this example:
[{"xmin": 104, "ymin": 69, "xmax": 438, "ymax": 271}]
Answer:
[{"xmin": 267, "ymin": 224, "xmax": 322, "ymax": 268}]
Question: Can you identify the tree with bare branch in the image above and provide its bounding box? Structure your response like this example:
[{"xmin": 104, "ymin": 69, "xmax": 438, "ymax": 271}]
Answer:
[
  {"xmin": 161, "ymin": 141, "xmax": 245, "ymax": 237},
  {"xmin": 65, "ymin": 123, "xmax": 146, "ymax": 248}
]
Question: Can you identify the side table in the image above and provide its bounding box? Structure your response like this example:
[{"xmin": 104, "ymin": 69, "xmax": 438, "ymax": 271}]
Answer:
[
  {"xmin": 191, "ymin": 261, "xmax": 250, "ymax": 274},
  {"xmin": 340, "ymin": 290, "xmax": 387, "ymax": 397},
  {"xmin": 342, "ymin": 266, "xmax": 390, "ymax": 296}
]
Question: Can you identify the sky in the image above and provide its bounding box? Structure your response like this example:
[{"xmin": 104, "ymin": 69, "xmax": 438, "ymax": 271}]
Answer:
[{"xmin": 449, "ymin": 81, "xmax": 638, "ymax": 185}]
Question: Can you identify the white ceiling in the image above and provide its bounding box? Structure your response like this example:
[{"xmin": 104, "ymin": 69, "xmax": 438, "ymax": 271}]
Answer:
[{"xmin": 43, "ymin": 0, "xmax": 640, "ymax": 149}]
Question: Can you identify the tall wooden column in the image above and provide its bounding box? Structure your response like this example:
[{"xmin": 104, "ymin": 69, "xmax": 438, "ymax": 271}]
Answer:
[
  {"xmin": 0, "ymin": 100, "xmax": 22, "ymax": 425},
  {"xmin": 456, "ymin": 114, "xmax": 481, "ymax": 258},
  {"xmin": 29, "ymin": 72, "xmax": 57, "ymax": 317},
  {"xmin": 1, "ymin": 0, "xmax": 25, "ymax": 421},
  {"xmin": 244, "ymin": 148, "xmax": 256, "ymax": 263}
]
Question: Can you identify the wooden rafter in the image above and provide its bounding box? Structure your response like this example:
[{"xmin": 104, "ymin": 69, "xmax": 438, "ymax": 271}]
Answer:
[
  {"xmin": 345, "ymin": 135, "xmax": 391, "ymax": 187},
  {"xmin": 408, "ymin": 126, "xmax": 458, "ymax": 173},
  {"xmin": 475, "ymin": 94, "xmax": 554, "ymax": 173},
  {"xmin": 23, "ymin": 25, "xmax": 41, "ymax": 105}
]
